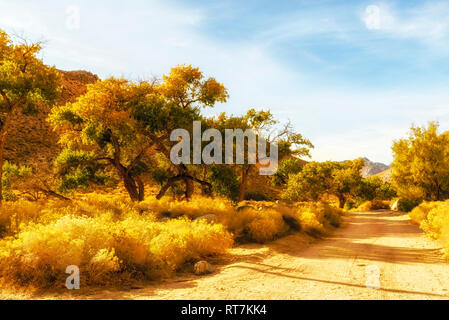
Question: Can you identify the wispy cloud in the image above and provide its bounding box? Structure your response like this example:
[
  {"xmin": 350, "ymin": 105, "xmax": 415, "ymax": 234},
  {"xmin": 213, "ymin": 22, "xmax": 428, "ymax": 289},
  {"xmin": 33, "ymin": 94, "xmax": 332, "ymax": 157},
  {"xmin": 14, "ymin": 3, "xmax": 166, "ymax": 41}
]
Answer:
[
  {"xmin": 1, "ymin": 0, "xmax": 449, "ymax": 164},
  {"xmin": 361, "ymin": 2, "xmax": 449, "ymax": 46}
]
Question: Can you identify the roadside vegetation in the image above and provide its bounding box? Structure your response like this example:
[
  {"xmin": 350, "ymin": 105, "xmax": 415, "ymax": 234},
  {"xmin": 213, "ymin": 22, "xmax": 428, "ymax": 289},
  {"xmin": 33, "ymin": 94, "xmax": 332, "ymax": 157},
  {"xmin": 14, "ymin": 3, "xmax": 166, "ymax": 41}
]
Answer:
[
  {"xmin": 2, "ymin": 27, "xmax": 449, "ymax": 290},
  {"xmin": 409, "ymin": 201, "xmax": 449, "ymax": 259},
  {"xmin": 394, "ymin": 122, "xmax": 449, "ymax": 260},
  {"xmin": 0, "ymin": 194, "xmax": 344, "ymax": 288}
]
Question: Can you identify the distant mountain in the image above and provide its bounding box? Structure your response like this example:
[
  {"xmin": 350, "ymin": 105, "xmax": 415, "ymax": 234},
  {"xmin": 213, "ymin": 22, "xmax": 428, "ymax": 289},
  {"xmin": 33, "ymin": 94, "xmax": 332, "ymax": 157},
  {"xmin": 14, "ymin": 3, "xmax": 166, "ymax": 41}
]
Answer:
[
  {"xmin": 373, "ymin": 168, "xmax": 393, "ymax": 182},
  {"xmin": 361, "ymin": 158, "xmax": 390, "ymax": 178}
]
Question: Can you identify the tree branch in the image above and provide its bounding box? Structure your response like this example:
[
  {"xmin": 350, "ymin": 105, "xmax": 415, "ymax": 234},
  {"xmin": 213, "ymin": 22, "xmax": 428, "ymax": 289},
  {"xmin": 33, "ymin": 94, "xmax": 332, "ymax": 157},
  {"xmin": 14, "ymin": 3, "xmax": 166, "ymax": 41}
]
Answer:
[
  {"xmin": 57, "ymin": 157, "xmax": 113, "ymax": 174},
  {"xmin": 127, "ymin": 147, "xmax": 147, "ymax": 173},
  {"xmin": 0, "ymin": 90, "xmax": 11, "ymax": 110}
]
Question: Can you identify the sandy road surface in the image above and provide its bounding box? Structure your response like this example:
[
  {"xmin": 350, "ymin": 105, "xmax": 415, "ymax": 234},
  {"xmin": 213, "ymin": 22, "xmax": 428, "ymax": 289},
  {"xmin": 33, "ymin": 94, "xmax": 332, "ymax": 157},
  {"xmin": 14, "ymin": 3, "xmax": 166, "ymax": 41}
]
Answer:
[{"xmin": 4, "ymin": 210, "xmax": 449, "ymax": 300}]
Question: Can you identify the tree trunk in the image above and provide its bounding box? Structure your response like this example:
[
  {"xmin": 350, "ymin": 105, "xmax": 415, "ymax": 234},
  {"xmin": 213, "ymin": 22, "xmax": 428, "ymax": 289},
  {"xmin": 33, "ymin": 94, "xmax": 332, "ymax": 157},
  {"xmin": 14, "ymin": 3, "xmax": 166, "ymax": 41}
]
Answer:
[
  {"xmin": 337, "ymin": 194, "xmax": 346, "ymax": 209},
  {"xmin": 39, "ymin": 188, "xmax": 71, "ymax": 201},
  {"xmin": 156, "ymin": 175, "xmax": 184, "ymax": 200},
  {"xmin": 156, "ymin": 174, "xmax": 213, "ymax": 200},
  {"xmin": 136, "ymin": 177, "xmax": 145, "ymax": 202},
  {"xmin": 123, "ymin": 173, "xmax": 144, "ymax": 202},
  {"xmin": 436, "ymin": 184, "xmax": 441, "ymax": 201},
  {"xmin": 185, "ymin": 177, "xmax": 194, "ymax": 200},
  {"xmin": 238, "ymin": 166, "xmax": 249, "ymax": 203},
  {"xmin": 190, "ymin": 175, "xmax": 213, "ymax": 197},
  {"xmin": 0, "ymin": 131, "xmax": 7, "ymax": 205}
]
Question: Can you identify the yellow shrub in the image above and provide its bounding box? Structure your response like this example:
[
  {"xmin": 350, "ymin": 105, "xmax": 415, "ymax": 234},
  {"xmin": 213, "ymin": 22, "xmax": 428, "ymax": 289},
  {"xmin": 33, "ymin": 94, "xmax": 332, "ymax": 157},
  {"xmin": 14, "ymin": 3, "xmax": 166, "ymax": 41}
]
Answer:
[
  {"xmin": 357, "ymin": 200, "xmax": 390, "ymax": 211},
  {"xmin": 138, "ymin": 196, "xmax": 233, "ymax": 220},
  {"xmin": 420, "ymin": 203, "xmax": 449, "ymax": 240},
  {"xmin": 75, "ymin": 193, "xmax": 136, "ymax": 218},
  {"xmin": 219, "ymin": 207, "xmax": 286, "ymax": 243},
  {"xmin": 409, "ymin": 201, "xmax": 443, "ymax": 225},
  {"xmin": 411, "ymin": 200, "xmax": 449, "ymax": 260},
  {"xmin": 294, "ymin": 202, "xmax": 344, "ymax": 236},
  {"xmin": 247, "ymin": 209, "xmax": 288, "ymax": 243},
  {"xmin": 138, "ymin": 196, "xmax": 295, "ymax": 244},
  {"xmin": 0, "ymin": 193, "xmax": 346, "ymax": 288},
  {"xmin": 0, "ymin": 213, "xmax": 233, "ymax": 288},
  {"xmin": 0, "ymin": 200, "xmax": 72, "ymax": 236},
  {"xmin": 297, "ymin": 209, "xmax": 325, "ymax": 235}
]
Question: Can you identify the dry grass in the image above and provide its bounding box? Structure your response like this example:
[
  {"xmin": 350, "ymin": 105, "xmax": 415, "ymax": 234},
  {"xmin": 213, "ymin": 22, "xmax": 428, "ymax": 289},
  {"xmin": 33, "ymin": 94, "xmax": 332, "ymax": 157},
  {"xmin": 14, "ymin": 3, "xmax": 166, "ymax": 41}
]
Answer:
[
  {"xmin": 0, "ymin": 194, "xmax": 344, "ymax": 289},
  {"xmin": 0, "ymin": 210, "xmax": 232, "ymax": 288},
  {"xmin": 409, "ymin": 200, "xmax": 449, "ymax": 259},
  {"xmin": 293, "ymin": 202, "xmax": 343, "ymax": 236}
]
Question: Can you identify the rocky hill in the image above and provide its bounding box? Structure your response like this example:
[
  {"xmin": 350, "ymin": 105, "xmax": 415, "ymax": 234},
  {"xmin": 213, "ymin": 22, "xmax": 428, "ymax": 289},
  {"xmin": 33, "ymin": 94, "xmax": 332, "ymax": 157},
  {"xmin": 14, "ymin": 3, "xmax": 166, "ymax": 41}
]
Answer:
[
  {"xmin": 5, "ymin": 70, "xmax": 98, "ymax": 167},
  {"xmin": 361, "ymin": 158, "xmax": 390, "ymax": 178},
  {"xmin": 374, "ymin": 168, "xmax": 393, "ymax": 182}
]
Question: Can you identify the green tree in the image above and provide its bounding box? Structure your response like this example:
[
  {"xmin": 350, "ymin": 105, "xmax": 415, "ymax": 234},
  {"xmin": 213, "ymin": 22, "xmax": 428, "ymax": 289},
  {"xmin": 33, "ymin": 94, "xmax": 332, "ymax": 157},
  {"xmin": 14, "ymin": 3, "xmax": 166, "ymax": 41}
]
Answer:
[
  {"xmin": 392, "ymin": 122, "xmax": 449, "ymax": 201},
  {"xmin": 357, "ymin": 176, "xmax": 396, "ymax": 202},
  {"xmin": 0, "ymin": 30, "xmax": 60, "ymax": 203},
  {"xmin": 284, "ymin": 158, "xmax": 364, "ymax": 208},
  {"xmin": 208, "ymin": 165, "xmax": 240, "ymax": 201},
  {"xmin": 212, "ymin": 109, "xmax": 313, "ymax": 202},
  {"xmin": 272, "ymin": 158, "xmax": 304, "ymax": 186},
  {"xmin": 1, "ymin": 161, "xmax": 32, "ymax": 201}
]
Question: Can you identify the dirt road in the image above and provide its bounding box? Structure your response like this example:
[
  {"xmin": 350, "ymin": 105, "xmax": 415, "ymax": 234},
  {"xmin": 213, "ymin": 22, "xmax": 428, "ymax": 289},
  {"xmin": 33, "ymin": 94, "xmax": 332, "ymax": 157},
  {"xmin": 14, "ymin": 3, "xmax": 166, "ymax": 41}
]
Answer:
[{"xmin": 8, "ymin": 210, "xmax": 449, "ymax": 300}]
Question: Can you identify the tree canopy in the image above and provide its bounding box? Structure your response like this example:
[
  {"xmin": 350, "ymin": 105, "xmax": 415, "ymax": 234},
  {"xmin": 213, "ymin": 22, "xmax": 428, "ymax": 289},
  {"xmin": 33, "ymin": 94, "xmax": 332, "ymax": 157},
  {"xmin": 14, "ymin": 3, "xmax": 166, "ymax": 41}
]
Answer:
[
  {"xmin": 209, "ymin": 109, "xmax": 313, "ymax": 201},
  {"xmin": 283, "ymin": 158, "xmax": 364, "ymax": 208},
  {"xmin": 50, "ymin": 65, "xmax": 230, "ymax": 201},
  {"xmin": 0, "ymin": 29, "xmax": 61, "ymax": 203},
  {"xmin": 50, "ymin": 78, "xmax": 155, "ymax": 201},
  {"xmin": 392, "ymin": 122, "xmax": 449, "ymax": 201}
]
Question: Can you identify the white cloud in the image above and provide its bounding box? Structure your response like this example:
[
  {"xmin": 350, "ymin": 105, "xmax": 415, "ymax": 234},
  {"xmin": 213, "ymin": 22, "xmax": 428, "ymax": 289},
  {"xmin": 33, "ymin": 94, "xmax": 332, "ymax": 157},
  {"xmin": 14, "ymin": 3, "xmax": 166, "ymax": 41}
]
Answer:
[
  {"xmin": 2, "ymin": 0, "xmax": 449, "ymax": 165},
  {"xmin": 361, "ymin": 2, "xmax": 449, "ymax": 45},
  {"xmin": 363, "ymin": 4, "xmax": 394, "ymax": 30},
  {"xmin": 306, "ymin": 88, "xmax": 449, "ymax": 164}
]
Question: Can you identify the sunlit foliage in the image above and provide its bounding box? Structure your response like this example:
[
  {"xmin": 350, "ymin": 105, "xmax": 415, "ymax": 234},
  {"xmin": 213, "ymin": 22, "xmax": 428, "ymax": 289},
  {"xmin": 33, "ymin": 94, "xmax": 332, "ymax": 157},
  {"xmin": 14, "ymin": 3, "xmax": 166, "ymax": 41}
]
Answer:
[
  {"xmin": 0, "ymin": 29, "xmax": 61, "ymax": 202},
  {"xmin": 283, "ymin": 158, "xmax": 364, "ymax": 208},
  {"xmin": 392, "ymin": 122, "xmax": 449, "ymax": 201},
  {"xmin": 357, "ymin": 176, "xmax": 396, "ymax": 203},
  {"xmin": 49, "ymin": 78, "xmax": 156, "ymax": 201},
  {"xmin": 409, "ymin": 200, "xmax": 449, "ymax": 259},
  {"xmin": 356, "ymin": 200, "xmax": 391, "ymax": 211},
  {"xmin": 0, "ymin": 213, "xmax": 233, "ymax": 287}
]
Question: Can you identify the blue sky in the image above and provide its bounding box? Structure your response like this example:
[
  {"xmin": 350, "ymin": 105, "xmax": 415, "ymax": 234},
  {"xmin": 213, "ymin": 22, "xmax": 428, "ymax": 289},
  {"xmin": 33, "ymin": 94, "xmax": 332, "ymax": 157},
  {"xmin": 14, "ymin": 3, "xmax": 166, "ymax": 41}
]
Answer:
[{"xmin": 2, "ymin": 0, "xmax": 449, "ymax": 164}]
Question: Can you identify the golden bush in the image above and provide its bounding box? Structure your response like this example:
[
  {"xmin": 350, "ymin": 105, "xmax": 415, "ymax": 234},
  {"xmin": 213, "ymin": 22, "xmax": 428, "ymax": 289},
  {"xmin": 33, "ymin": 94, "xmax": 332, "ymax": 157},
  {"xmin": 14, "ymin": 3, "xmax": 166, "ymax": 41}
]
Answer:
[
  {"xmin": 409, "ymin": 201, "xmax": 443, "ymax": 225},
  {"xmin": 0, "ymin": 193, "xmax": 346, "ymax": 288},
  {"xmin": 0, "ymin": 199, "xmax": 72, "ymax": 236},
  {"xmin": 356, "ymin": 200, "xmax": 391, "ymax": 211},
  {"xmin": 420, "ymin": 204, "xmax": 449, "ymax": 240},
  {"xmin": 137, "ymin": 196, "xmax": 233, "ymax": 220},
  {"xmin": 294, "ymin": 202, "xmax": 344, "ymax": 236},
  {"xmin": 0, "ymin": 212, "xmax": 233, "ymax": 288},
  {"xmin": 410, "ymin": 200, "xmax": 449, "ymax": 259},
  {"xmin": 228, "ymin": 207, "xmax": 288, "ymax": 243}
]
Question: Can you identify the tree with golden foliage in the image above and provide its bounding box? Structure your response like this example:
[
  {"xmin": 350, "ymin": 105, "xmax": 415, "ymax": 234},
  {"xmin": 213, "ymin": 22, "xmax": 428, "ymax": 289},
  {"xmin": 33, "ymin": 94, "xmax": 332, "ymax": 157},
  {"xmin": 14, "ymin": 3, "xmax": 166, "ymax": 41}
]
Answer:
[
  {"xmin": 49, "ymin": 78, "xmax": 156, "ymax": 201},
  {"xmin": 50, "ymin": 65, "xmax": 228, "ymax": 201},
  {"xmin": 134, "ymin": 64, "xmax": 229, "ymax": 200},
  {"xmin": 0, "ymin": 29, "xmax": 61, "ymax": 203},
  {"xmin": 392, "ymin": 122, "xmax": 449, "ymax": 201}
]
